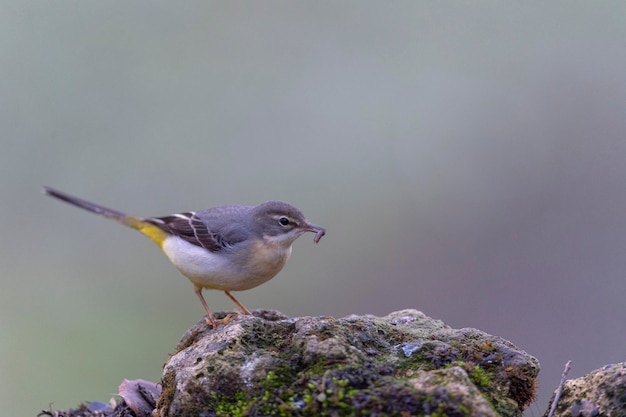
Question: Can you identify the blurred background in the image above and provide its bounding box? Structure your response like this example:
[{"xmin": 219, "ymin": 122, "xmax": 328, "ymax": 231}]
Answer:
[{"xmin": 2, "ymin": 2, "xmax": 626, "ymax": 416}]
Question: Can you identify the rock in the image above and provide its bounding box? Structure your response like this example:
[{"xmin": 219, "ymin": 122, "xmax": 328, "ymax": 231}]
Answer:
[
  {"xmin": 544, "ymin": 363, "xmax": 626, "ymax": 417},
  {"xmin": 118, "ymin": 379, "xmax": 161, "ymax": 417},
  {"xmin": 155, "ymin": 309, "xmax": 539, "ymax": 417}
]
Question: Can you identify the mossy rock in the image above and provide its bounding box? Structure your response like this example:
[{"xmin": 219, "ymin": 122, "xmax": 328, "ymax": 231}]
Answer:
[{"xmin": 156, "ymin": 309, "xmax": 539, "ymax": 417}]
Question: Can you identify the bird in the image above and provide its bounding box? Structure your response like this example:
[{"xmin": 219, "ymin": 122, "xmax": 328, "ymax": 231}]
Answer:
[{"xmin": 42, "ymin": 187, "xmax": 325, "ymax": 327}]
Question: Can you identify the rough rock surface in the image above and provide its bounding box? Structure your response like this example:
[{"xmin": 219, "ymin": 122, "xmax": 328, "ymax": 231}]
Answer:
[
  {"xmin": 544, "ymin": 362, "xmax": 626, "ymax": 417},
  {"xmin": 156, "ymin": 309, "xmax": 539, "ymax": 417}
]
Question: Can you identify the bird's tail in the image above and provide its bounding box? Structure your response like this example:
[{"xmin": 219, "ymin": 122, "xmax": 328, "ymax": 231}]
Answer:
[{"xmin": 42, "ymin": 186, "xmax": 168, "ymax": 245}]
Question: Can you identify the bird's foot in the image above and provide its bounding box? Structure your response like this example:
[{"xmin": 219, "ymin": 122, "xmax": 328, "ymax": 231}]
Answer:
[{"xmin": 204, "ymin": 313, "xmax": 236, "ymax": 328}]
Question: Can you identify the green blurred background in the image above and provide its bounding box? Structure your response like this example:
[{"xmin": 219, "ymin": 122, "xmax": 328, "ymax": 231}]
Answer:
[{"xmin": 2, "ymin": 2, "xmax": 626, "ymax": 415}]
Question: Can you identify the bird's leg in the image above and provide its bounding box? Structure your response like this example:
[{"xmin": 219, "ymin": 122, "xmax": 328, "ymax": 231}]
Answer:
[
  {"xmin": 194, "ymin": 287, "xmax": 218, "ymax": 327},
  {"xmin": 195, "ymin": 287, "xmax": 235, "ymax": 327},
  {"xmin": 224, "ymin": 291, "xmax": 252, "ymax": 315}
]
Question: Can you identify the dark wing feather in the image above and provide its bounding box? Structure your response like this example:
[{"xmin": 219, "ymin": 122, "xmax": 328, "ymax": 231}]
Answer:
[{"xmin": 145, "ymin": 212, "xmax": 223, "ymax": 252}]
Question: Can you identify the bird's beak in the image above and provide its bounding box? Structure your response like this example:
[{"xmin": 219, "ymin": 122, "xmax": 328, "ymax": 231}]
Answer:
[{"xmin": 305, "ymin": 223, "xmax": 326, "ymax": 243}]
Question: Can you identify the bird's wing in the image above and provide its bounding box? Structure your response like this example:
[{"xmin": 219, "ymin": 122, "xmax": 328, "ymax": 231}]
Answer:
[
  {"xmin": 144, "ymin": 212, "xmax": 223, "ymax": 251},
  {"xmin": 144, "ymin": 207, "xmax": 251, "ymax": 251}
]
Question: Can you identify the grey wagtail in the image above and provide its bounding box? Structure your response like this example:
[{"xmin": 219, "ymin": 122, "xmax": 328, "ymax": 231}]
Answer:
[{"xmin": 42, "ymin": 187, "xmax": 326, "ymax": 327}]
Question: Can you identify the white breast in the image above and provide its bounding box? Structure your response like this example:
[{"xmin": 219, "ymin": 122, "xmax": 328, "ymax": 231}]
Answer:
[{"xmin": 160, "ymin": 236, "xmax": 289, "ymax": 291}]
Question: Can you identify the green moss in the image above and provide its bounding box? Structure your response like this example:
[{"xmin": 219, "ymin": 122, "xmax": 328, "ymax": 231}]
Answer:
[
  {"xmin": 210, "ymin": 392, "xmax": 250, "ymax": 417},
  {"xmin": 465, "ymin": 364, "xmax": 493, "ymax": 388},
  {"xmin": 202, "ymin": 355, "xmax": 369, "ymax": 416},
  {"xmin": 253, "ymin": 363, "xmax": 361, "ymax": 416}
]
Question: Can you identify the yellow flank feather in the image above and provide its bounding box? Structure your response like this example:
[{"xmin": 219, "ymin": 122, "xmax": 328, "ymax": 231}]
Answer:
[{"xmin": 122, "ymin": 216, "xmax": 169, "ymax": 246}]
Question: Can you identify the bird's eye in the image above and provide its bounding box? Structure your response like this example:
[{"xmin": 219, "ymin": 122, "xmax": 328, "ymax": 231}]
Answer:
[{"xmin": 278, "ymin": 216, "xmax": 290, "ymax": 226}]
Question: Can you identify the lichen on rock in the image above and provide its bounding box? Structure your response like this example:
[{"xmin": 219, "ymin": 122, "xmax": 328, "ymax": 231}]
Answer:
[{"xmin": 156, "ymin": 309, "xmax": 539, "ymax": 417}]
